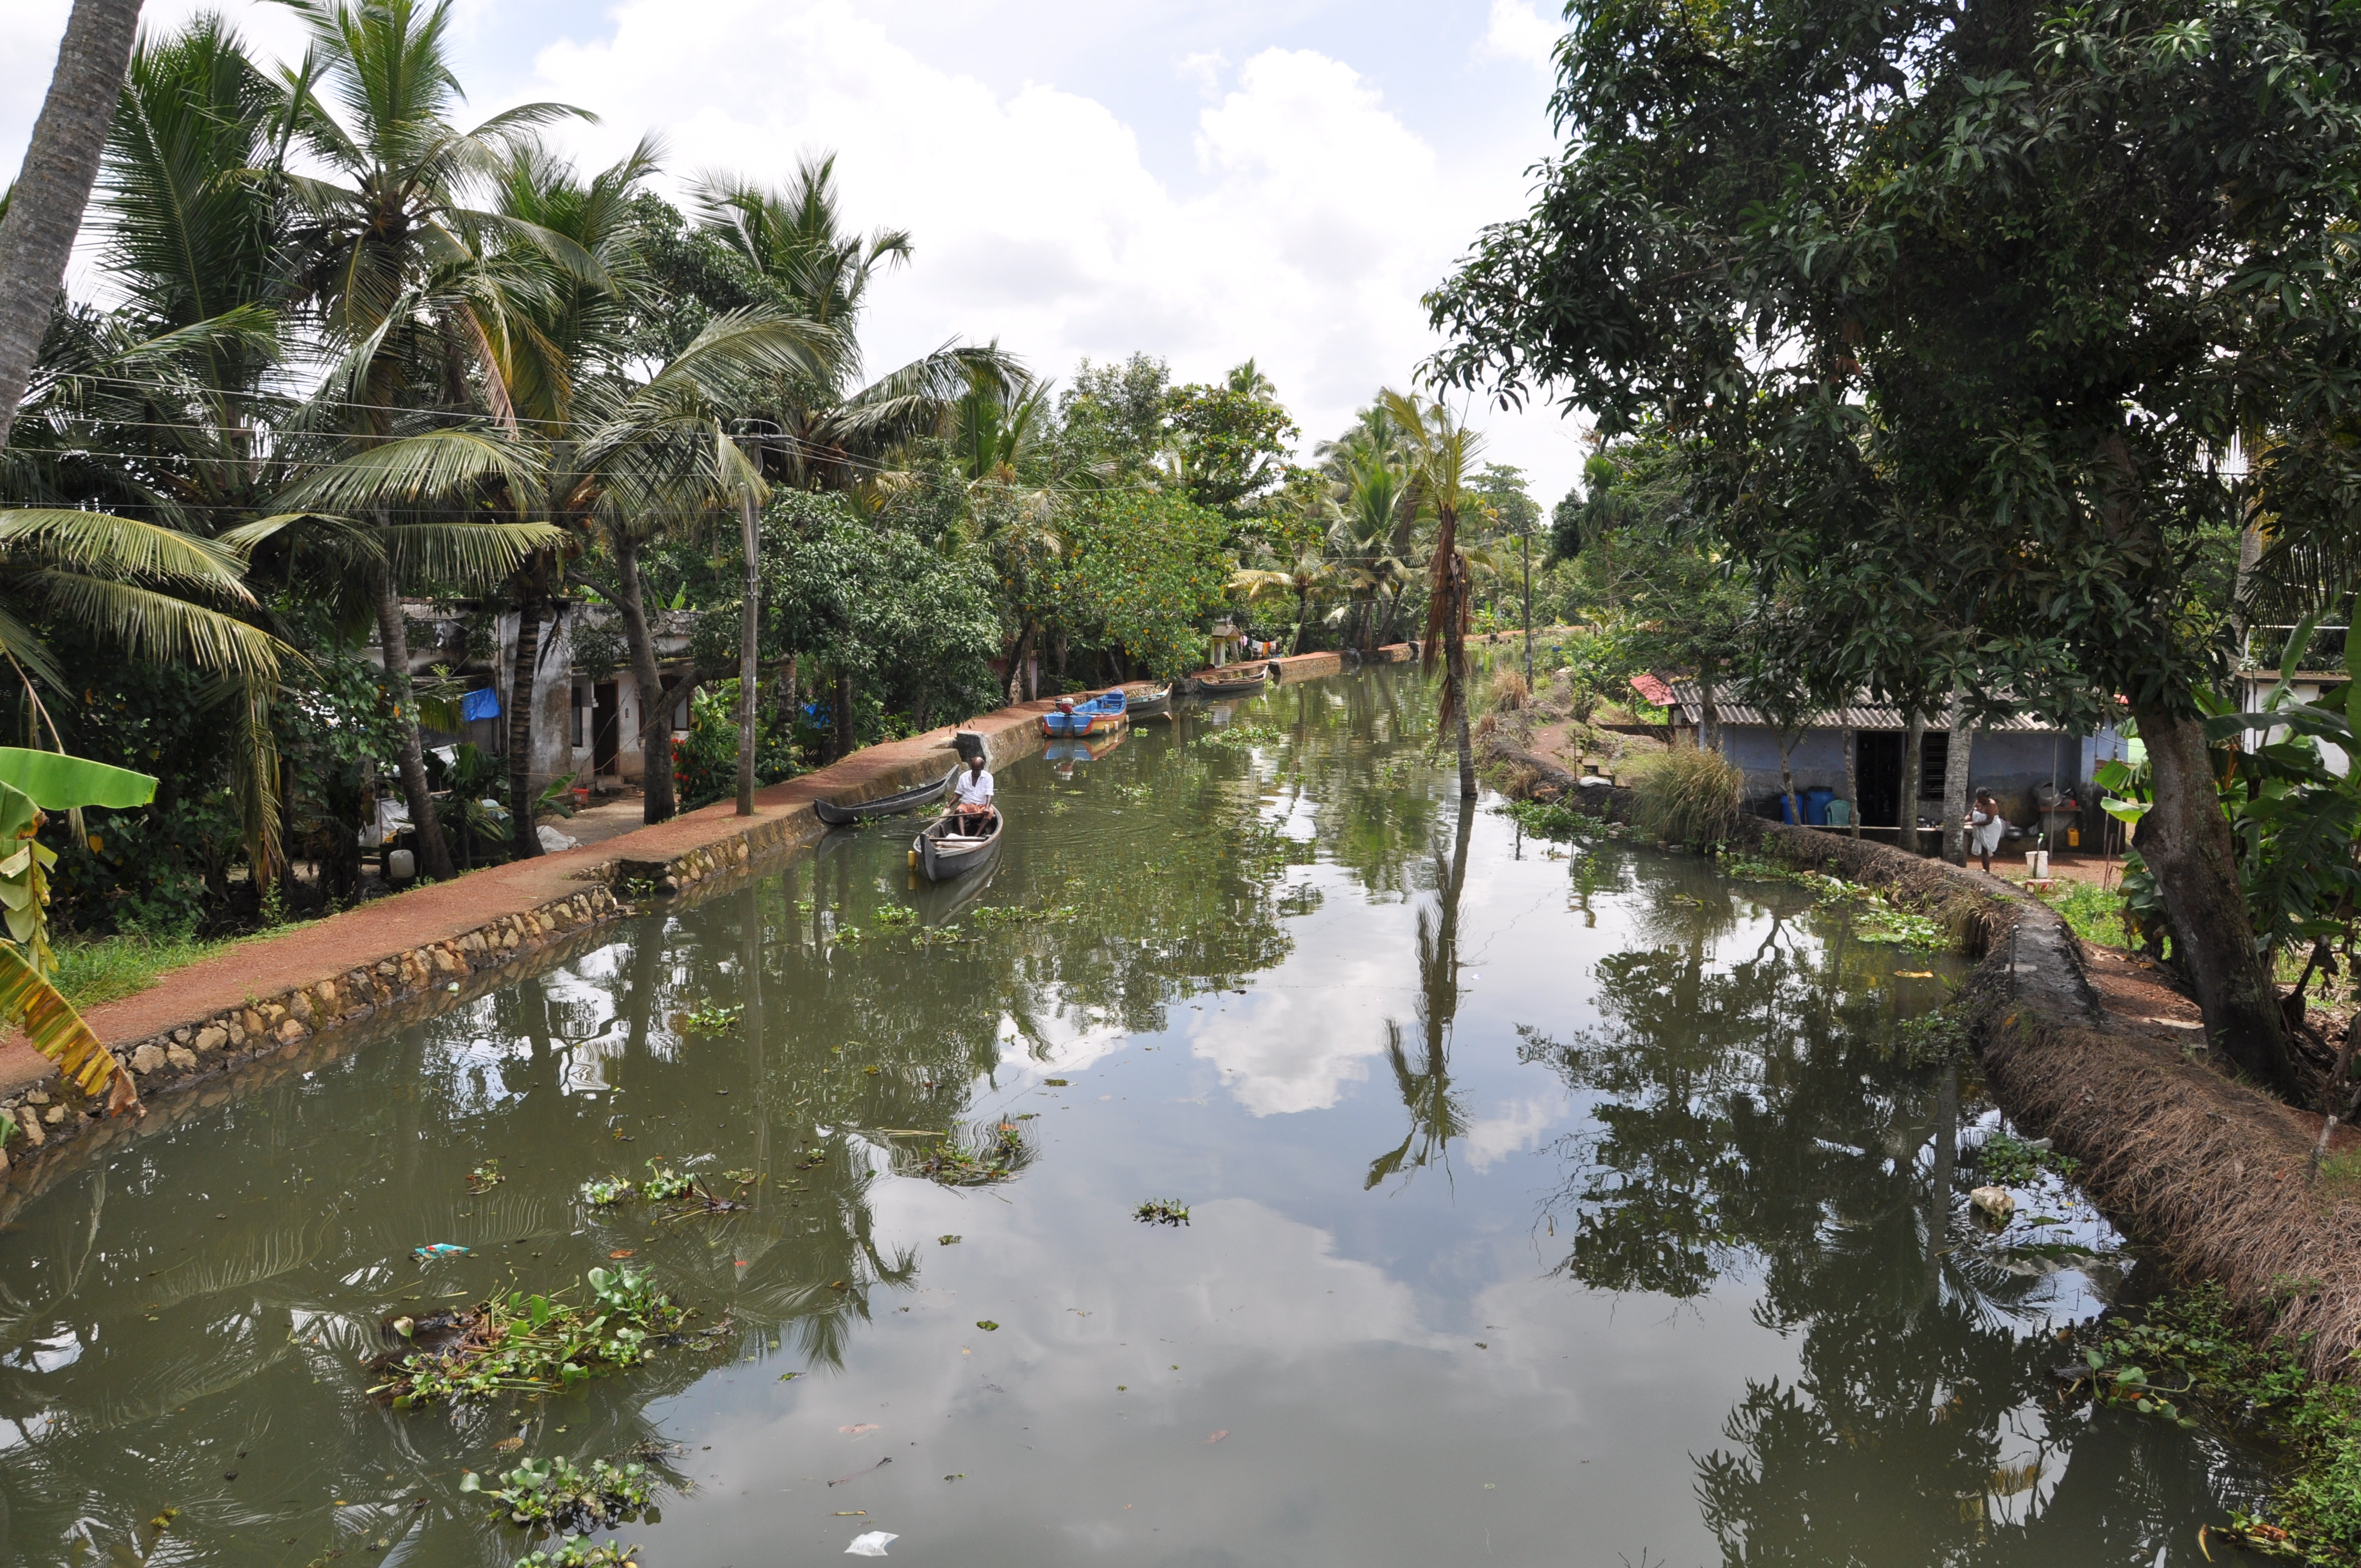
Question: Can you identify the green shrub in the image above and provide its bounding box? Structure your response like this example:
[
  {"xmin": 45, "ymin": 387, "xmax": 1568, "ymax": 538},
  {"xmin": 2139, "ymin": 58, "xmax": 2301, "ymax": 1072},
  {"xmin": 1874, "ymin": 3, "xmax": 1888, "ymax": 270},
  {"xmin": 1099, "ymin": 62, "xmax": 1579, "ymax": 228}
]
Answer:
[
  {"xmin": 1632, "ymin": 745, "xmax": 1743, "ymax": 844},
  {"xmin": 671, "ymin": 680, "xmax": 799, "ymax": 809}
]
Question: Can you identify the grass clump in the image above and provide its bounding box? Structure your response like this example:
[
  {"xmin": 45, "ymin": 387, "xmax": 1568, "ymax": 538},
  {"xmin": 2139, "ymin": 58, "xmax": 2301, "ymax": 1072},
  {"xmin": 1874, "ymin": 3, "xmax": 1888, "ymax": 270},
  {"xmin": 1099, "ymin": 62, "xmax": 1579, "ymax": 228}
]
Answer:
[
  {"xmin": 678, "ymin": 1003, "xmax": 741, "ymax": 1035},
  {"xmin": 51, "ymin": 926, "xmax": 304, "ymax": 1010},
  {"xmin": 369, "ymin": 1267, "xmax": 689, "ymax": 1408},
  {"xmin": 2040, "ymin": 878, "xmax": 2132, "ymax": 949},
  {"xmin": 1630, "ymin": 744, "xmax": 1743, "ymax": 845},
  {"xmin": 1488, "ymin": 668, "xmax": 1530, "ymax": 712},
  {"xmin": 463, "ymin": 1452, "xmax": 666, "ymax": 1532}
]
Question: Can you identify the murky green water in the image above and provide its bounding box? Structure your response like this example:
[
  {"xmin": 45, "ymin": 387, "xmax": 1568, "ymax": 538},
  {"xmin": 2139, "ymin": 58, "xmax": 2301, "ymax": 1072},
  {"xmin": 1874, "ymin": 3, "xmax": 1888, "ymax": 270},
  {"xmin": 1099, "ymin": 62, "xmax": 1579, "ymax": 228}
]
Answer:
[{"xmin": 0, "ymin": 667, "xmax": 2267, "ymax": 1566}]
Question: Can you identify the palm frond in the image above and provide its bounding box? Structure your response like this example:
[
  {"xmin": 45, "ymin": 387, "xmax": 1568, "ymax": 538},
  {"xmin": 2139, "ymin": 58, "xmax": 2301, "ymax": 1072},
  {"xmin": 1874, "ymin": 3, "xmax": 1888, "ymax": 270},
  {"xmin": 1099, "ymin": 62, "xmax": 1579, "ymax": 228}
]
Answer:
[
  {"xmin": 266, "ymin": 428, "xmax": 547, "ymax": 514},
  {"xmin": 24, "ymin": 573, "xmax": 284, "ymax": 683},
  {"xmin": 378, "ymin": 520, "xmax": 564, "ymax": 582},
  {"xmin": 0, "ymin": 510, "xmax": 254, "ymax": 596}
]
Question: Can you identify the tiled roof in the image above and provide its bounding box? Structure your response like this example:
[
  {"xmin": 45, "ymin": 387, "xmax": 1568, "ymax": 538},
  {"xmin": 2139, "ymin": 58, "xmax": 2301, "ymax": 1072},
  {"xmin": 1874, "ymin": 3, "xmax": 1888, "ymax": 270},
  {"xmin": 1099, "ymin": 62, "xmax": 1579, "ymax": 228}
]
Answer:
[
  {"xmin": 1666, "ymin": 683, "xmax": 2074, "ymax": 733},
  {"xmin": 1628, "ymin": 672, "xmax": 1677, "ymax": 706}
]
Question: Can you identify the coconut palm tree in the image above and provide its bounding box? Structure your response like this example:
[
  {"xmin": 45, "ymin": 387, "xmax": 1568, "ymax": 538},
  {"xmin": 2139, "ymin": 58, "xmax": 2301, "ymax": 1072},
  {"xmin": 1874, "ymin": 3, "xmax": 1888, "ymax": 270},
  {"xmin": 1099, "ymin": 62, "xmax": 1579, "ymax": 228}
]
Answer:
[
  {"xmin": 1380, "ymin": 389, "xmax": 1484, "ymax": 799},
  {"xmin": 1230, "ymin": 549, "xmax": 1342, "ymax": 656},
  {"xmin": 0, "ymin": 0, "xmax": 146, "ymax": 443},
  {"xmin": 689, "ymin": 158, "xmax": 1023, "ymax": 489},
  {"xmin": 269, "ymin": 0, "xmax": 597, "ymax": 861}
]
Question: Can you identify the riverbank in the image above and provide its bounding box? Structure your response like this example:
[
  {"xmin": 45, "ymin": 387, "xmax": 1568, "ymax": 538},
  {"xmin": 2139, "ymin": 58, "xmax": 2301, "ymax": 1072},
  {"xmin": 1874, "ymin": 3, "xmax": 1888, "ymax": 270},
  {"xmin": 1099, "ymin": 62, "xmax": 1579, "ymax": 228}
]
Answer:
[
  {"xmin": 0, "ymin": 645, "xmax": 1396, "ymax": 1173},
  {"xmin": 1492, "ymin": 734, "xmax": 2361, "ymax": 1384}
]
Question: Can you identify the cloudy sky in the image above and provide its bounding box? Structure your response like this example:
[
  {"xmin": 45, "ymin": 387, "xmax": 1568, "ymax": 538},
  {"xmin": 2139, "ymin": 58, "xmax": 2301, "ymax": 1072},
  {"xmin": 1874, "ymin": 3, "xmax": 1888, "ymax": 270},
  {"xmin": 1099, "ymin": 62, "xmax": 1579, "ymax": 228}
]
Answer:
[{"xmin": 4, "ymin": 0, "xmax": 1590, "ymax": 505}]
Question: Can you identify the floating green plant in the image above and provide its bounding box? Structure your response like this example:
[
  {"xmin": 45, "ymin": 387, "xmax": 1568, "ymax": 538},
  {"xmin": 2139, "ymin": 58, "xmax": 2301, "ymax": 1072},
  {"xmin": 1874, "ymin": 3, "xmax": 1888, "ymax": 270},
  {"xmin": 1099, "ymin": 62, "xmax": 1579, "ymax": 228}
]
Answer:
[{"xmin": 369, "ymin": 1267, "xmax": 690, "ymax": 1408}]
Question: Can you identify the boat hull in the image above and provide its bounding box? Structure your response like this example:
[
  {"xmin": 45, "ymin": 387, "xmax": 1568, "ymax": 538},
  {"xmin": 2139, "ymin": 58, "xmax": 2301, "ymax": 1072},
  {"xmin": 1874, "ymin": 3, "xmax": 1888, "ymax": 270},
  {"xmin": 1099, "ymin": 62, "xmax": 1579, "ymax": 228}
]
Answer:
[
  {"xmin": 914, "ymin": 809, "xmax": 1003, "ymax": 881},
  {"xmin": 814, "ymin": 767, "xmax": 956, "ymax": 825}
]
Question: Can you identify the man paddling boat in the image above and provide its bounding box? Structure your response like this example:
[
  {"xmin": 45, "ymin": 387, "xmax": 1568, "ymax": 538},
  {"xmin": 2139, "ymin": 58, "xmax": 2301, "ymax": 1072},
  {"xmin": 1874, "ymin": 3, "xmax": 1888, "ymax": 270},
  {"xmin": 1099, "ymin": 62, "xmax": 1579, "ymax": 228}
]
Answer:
[{"xmin": 949, "ymin": 752, "xmax": 995, "ymax": 833}]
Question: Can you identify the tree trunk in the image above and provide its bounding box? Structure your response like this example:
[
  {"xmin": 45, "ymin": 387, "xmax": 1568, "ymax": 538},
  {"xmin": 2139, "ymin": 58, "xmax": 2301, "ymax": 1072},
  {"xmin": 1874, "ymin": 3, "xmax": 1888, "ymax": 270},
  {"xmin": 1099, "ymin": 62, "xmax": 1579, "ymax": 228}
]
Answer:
[
  {"xmin": 1292, "ymin": 584, "xmax": 1310, "ymax": 655},
  {"xmin": 1900, "ymin": 708, "xmax": 1925, "ymax": 853},
  {"xmin": 1843, "ymin": 728, "xmax": 1860, "ymax": 840},
  {"xmin": 0, "ymin": 0, "xmax": 144, "ymax": 444},
  {"xmin": 834, "ymin": 668, "xmax": 855, "ymax": 762},
  {"xmin": 372, "ymin": 573, "xmax": 453, "ymax": 879},
  {"xmin": 1778, "ymin": 732, "xmax": 1799, "ymax": 825},
  {"xmin": 1941, "ymin": 683, "xmax": 1973, "ymax": 865},
  {"xmin": 1005, "ymin": 620, "xmax": 1037, "ymax": 707},
  {"xmin": 1445, "ymin": 625, "xmax": 1475, "ymax": 800},
  {"xmin": 2134, "ymin": 702, "xmax": 2300, "ymax": 1097},
  {"xmin": 736, "ymin": 489, "xmax": 759, "ymax": 816},
  {"xmin": 507, "ymin": 571, "xmax": 545, "ymax": 859},
  {"xmin": 614, "ymin": 534, "xmax": 674, "ymax": 825},
  {"xmin": 1699, "ymin": 664, "xmax": 1720, "ymax": 754}
]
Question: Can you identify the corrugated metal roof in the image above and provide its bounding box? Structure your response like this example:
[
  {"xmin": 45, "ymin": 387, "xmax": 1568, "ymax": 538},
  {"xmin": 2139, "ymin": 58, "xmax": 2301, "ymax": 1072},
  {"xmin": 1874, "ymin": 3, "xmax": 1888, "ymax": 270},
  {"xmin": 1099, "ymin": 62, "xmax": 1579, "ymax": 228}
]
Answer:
[
  {"xmin": 1629, "ymin": 672, "xmax": 1677, "ymax": 707},
  {"xmin": 1666, "ymin": 683, "xmax": 2074, "ymax": 732}
]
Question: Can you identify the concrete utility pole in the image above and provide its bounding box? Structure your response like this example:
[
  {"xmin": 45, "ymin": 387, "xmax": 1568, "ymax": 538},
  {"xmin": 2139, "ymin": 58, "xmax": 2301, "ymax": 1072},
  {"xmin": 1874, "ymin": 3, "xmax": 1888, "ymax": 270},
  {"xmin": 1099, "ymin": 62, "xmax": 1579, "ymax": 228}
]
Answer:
[
  {"xmin": 1521, "ymin": 523, "xmax": 1533, "ymax": 685},
  {"xmin": 736, "ymin": 486, "xmax": 760, "ymax": 816}
]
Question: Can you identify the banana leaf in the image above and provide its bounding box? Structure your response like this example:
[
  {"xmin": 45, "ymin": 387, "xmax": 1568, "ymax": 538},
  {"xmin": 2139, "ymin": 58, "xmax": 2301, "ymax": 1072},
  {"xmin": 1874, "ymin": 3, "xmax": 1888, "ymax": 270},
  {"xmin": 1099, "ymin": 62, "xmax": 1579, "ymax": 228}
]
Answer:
[
  {"xmin": 0, "ymin": 749, "xmax": 156, "ymax": 810},
  {"xmin": 0, "ymin": 943, "xmax": 136, "ymax": 1110}
]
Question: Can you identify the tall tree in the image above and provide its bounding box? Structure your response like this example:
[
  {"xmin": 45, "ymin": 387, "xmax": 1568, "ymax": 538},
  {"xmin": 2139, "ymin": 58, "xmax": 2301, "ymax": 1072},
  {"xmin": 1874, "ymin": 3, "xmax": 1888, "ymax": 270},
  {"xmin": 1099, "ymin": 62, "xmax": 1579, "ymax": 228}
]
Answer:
[
  {"xmin": 1428, "ymin": 0, "xmax": 2361, "ymax": 1093},
  {"xmin": 273, "ymin": 0, "xmax": 592, "ymax": 862},
  {"xmin": 1382, "ymin": 389, "xmax": 1484, "ymax": 800},
  {"xmin": 0, "ymin": 0, "xmax": 145, "ymax": 444}
]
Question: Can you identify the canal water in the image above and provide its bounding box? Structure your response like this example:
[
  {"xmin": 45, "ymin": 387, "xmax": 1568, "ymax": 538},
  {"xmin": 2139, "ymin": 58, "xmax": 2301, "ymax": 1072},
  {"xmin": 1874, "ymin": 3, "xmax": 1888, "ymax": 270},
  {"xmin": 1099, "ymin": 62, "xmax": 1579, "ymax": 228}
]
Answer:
[{"xmin": 0, "ymin": 667, "xmax": 2265, "ymax": 1566}]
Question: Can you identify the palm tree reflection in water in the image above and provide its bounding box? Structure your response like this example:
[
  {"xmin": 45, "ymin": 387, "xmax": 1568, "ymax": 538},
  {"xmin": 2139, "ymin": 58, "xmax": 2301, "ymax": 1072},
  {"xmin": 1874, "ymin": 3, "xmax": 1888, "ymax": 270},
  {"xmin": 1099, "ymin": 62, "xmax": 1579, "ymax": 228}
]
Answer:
[{"xmin": 1367, "ymin": 801, "xmax": 1475, "ymax": 1189}]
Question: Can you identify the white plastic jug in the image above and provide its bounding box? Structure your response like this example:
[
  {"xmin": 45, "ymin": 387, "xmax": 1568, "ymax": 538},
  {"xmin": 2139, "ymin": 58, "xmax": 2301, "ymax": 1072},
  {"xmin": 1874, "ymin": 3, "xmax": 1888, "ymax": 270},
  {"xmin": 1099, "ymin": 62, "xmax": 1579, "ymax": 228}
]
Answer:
[{"xmin": 388, "ymin": 847, "xmax": 417, "ymax": 881}]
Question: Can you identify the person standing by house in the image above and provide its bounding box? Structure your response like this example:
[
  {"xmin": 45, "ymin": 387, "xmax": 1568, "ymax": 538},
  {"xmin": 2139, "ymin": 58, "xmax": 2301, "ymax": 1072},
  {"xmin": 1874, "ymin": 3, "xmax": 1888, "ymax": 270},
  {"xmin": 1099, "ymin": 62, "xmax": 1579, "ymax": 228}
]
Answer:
[{"xmin": 1966, "ymin": 790, "xmax": 2007, "ymax": 874}]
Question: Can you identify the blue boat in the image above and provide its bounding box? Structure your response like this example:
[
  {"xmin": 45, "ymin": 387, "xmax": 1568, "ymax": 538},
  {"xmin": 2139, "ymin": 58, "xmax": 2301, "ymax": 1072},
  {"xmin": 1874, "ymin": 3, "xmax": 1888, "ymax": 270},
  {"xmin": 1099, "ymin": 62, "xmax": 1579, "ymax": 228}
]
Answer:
[{"xmin": 1041, "ymin": 689, "xmax": 1128, "ymax": 737}]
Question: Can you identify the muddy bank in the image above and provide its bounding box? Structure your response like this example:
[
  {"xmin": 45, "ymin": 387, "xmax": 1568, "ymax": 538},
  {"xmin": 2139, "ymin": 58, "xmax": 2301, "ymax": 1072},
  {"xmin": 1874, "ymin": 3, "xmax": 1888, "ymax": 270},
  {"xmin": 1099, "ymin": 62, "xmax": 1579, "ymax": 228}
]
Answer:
[{"xmin": 1494, "ymin": 735, "xmax": 2361, "ymax": 1379}]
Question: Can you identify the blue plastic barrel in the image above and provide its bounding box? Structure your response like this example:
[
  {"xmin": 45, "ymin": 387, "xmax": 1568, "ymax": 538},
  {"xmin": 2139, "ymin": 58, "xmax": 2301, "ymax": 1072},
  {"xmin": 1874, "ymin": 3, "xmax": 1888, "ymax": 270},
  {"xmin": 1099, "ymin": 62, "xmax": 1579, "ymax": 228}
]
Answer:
[{"xmin": 1804, "ymin": 787, "xmax": 1835, "ymax": 825}]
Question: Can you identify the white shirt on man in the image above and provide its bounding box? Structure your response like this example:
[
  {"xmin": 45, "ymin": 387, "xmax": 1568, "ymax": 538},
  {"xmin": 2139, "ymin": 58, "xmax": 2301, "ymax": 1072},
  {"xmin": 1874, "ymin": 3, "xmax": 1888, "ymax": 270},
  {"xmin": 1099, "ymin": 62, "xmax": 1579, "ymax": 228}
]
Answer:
[{"xmin": 951, "ymin": 767, "xmax": 995, "ymax": 808}]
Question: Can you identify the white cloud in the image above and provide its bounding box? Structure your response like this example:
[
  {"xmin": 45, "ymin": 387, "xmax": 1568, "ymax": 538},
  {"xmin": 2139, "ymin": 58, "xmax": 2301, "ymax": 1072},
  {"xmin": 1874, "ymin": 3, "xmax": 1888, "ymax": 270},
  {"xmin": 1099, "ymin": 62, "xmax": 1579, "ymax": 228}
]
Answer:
[
  {"xmin": 5, "ymin": 0, "xmax": 1586, "ymax": 504},
  {"xmin": 1176, "ymin": 49, "xmax": 1228, "ymax": 97},
  {"xmin": 1478, "ymin": 0, "xmax": 1562, "ymax": 68}
]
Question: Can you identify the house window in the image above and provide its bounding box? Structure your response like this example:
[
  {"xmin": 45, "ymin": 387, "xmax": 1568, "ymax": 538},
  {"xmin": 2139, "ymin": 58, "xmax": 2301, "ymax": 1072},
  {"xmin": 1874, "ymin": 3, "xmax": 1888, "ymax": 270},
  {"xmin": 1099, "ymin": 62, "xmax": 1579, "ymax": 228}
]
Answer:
[{"xmin": 1919, "ymin": 731, "xmax": 1950, "ymax": 801}]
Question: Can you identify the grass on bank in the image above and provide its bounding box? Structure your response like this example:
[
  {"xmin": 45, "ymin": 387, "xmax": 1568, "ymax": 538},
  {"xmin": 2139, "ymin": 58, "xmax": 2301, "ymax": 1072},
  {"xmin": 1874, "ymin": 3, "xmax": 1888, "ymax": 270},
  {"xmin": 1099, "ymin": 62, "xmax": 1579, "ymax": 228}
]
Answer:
[{"xmin": 50, "ymin": 924, "xmax": 315, "ymax": 1011}]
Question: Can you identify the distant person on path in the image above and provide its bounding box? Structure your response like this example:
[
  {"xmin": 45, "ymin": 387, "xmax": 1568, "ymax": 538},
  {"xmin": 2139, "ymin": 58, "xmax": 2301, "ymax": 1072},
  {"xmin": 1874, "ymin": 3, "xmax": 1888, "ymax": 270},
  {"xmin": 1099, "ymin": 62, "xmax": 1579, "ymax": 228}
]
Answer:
[
  {"xmin": 1966, "ymin": 790, "xmax": 2007, "ymax": 874},
  {"xmin": 950, "ymin": 754, "xmax": 995, "ymax": 834}
]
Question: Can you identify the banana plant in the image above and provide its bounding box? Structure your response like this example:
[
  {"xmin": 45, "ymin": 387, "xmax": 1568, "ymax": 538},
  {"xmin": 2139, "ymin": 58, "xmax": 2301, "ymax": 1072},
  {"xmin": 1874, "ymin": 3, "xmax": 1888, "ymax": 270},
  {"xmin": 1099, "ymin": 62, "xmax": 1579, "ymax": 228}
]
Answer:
[
  {"xmin": 0, "ymin": 748, "xmax": 159, "ymax": 1112},
  {"xmin": 2095, "ymin": 608, "xmax": 2361, "ymax": 965}
]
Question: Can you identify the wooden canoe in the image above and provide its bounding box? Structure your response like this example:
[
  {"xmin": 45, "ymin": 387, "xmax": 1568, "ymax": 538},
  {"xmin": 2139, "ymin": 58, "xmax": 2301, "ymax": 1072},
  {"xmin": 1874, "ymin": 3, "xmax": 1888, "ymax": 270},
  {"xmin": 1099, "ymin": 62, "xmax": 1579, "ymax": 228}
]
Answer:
[
  {"xmin": 1122, "ymin": 682, "xmax": 1172, "ymax": 717},
  {"xmin": 1189, "ymin": 668, "xmax": 1268, "ymax": 698},
  {"xmin": 815, "ymin": 767, "xmax": 955, "ymax": 825},
  {"xmin": 913, "ymin": 807, "xmax": 1003, "ymax": 881}
]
